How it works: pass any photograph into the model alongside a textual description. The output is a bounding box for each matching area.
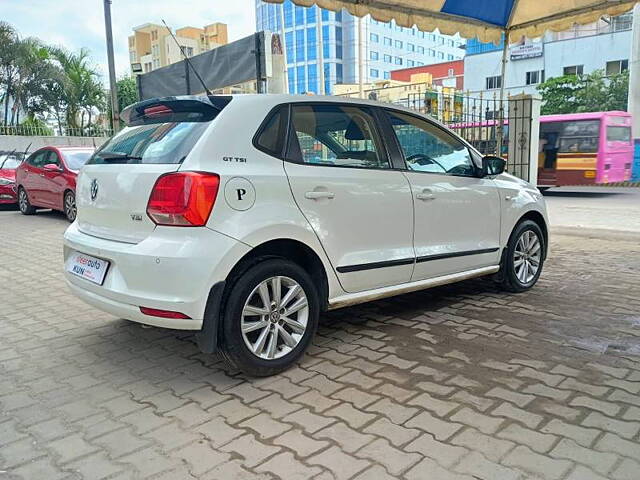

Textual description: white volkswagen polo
[64,94,548,376]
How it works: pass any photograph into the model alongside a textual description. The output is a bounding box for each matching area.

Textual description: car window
[47,151,61,166]
[289,104,389,169]
[255,107,285,155]
[386,110,476,176]
[28,151,50,168]
[64,151,93,170]
[88,122,208,165]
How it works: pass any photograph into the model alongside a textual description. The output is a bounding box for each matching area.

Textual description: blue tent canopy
[265,0,637,42]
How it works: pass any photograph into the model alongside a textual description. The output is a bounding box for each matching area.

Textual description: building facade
[128,22,228,74]
[463,13,633,98]
[390,59,464,89]
[255,0,465,94]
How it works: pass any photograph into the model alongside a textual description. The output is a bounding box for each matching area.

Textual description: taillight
[147,172,219,226]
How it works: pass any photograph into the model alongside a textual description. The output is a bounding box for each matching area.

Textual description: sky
[0,0,256,82]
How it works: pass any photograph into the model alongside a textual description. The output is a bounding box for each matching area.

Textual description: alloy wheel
[65,193,77,221]
[240,275,309,360]
[513,230,541,284]
[18,189,28,213]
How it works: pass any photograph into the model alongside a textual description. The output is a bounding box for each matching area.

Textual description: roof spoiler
[120,95,232,126]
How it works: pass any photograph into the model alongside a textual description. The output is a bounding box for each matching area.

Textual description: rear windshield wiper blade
[97,151,144,164]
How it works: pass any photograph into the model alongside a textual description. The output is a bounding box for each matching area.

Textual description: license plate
[66,251,110,285]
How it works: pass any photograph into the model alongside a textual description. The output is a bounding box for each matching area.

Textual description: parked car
[0,154,21,204]
[16,146,94,221]
[63,95,548,376]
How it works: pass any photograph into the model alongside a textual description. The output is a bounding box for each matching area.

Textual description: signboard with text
[510,43,543,60]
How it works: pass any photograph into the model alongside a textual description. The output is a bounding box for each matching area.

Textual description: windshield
[0,157,21,169]
[606,126,631,143]
[64,151,93,170]
[88,122,208,165]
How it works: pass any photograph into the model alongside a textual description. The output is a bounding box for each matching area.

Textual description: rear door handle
[416,189,435,201]
[305,191,335,200]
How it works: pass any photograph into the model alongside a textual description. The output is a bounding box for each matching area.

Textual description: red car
[16,146,94,222]
[0,154,21,204]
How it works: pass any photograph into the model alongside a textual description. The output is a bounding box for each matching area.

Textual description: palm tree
[0,21,19,126]
[50,47,104,134]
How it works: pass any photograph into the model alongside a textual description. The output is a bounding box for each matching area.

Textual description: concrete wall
[0,135,108,155]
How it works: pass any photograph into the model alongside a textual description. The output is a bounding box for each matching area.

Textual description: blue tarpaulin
[265,0,637,42]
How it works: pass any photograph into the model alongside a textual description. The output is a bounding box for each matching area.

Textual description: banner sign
[510,43,543,60]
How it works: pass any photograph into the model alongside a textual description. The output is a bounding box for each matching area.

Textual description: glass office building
[255,0,466,94]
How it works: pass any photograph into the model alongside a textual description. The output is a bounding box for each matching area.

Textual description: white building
[463,13,633,98]
[255,0,465,94]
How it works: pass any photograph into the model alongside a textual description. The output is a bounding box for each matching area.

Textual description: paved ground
[1,188,639,480]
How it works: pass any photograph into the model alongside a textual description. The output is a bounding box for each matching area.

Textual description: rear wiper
[97,151,144,164]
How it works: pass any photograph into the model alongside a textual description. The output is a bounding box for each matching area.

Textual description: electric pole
[103,0,120,132]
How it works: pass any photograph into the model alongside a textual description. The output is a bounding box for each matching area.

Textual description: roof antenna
[161,19,213,97]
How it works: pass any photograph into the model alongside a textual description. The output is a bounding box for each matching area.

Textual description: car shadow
[542,190,626,198]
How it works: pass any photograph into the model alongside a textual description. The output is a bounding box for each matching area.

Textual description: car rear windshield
[88,122,209,165]
[64,151,93,170]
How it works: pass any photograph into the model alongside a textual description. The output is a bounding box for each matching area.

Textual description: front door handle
[305,191,335,200]
[416,189,435,201]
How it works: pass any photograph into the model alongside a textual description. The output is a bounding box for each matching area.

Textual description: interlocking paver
[451,427,515,462]
[356,438,421,475]
[503,445,573,480]
[308,446,370,480]
[273,428,329,457]
[2,212,640,480]
[550,438,618,475]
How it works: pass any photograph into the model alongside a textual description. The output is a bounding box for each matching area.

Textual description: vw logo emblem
[90,179,99,201]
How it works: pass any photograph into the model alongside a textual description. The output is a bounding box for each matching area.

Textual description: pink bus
[449,111,634,188]
[538,111,633,187]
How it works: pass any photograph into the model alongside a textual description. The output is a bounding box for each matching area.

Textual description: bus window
[606,126,631,143]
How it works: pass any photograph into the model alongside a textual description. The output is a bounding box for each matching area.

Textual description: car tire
[64,191,77,222]
[18,187,36,215]
[219,258,319,377]
[498,220,545,293]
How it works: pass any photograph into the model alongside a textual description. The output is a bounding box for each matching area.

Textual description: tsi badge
[224,177,256,211]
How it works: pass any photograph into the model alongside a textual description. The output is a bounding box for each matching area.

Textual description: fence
[0,125,113,138]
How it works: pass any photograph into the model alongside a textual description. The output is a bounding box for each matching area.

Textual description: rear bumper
[63,222,250,330]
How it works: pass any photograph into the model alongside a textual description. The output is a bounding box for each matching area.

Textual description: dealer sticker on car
[66,251,110,285]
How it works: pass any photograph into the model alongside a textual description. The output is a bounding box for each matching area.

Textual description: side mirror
[43,163,62,172]
[481,156,506,177]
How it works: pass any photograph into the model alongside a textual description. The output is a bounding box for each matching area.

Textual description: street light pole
[103,0,120,132]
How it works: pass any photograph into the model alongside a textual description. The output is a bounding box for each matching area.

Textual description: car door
[284,102,415,293]
[21,150,49,206]
[40,150,65,208]
[382,109,502,281]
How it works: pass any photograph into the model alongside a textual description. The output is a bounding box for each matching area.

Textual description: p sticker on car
[224,177,256,211]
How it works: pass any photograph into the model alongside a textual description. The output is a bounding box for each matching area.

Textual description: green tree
[116,75,139,111]
[0,21,20,125]
[537,69,629,115]
[50,47,105,134]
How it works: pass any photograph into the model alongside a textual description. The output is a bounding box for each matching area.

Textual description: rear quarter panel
[181,96,346,299]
